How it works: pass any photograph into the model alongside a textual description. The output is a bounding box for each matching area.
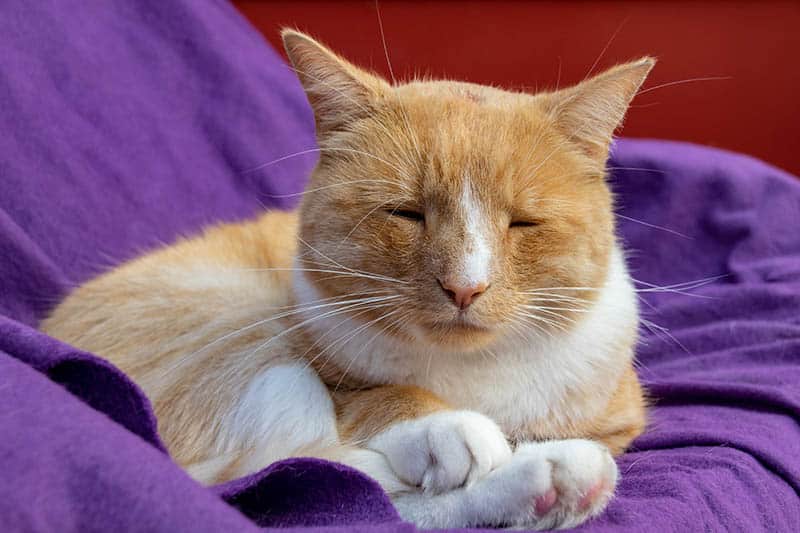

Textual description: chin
[418,317,497,352]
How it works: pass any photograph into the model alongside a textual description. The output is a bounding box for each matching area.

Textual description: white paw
[480,439,618,529]
[367,410,512,493]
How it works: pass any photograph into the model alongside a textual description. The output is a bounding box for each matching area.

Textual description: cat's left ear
[544,57,655,163]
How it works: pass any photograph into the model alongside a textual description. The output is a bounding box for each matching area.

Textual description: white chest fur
[293,245,638,438]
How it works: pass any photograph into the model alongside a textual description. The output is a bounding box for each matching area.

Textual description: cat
[41,29,653,530]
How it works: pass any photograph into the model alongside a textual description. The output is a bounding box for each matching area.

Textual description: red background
[235,1,800,177]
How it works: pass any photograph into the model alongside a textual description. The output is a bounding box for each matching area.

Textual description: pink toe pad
[579,482,606,511]
[534,489,558,516]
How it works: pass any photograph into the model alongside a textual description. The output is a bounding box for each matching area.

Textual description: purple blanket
[1,1,798,531]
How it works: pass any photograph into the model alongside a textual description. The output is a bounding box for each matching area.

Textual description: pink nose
[438,279,488,310]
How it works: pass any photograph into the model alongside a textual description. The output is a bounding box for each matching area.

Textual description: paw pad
[578,480,608,512]
[534,488,558,516]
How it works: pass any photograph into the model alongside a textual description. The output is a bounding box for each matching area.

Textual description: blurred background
[234,1,800,176]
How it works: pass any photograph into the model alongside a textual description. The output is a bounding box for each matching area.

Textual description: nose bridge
[461,220,490,285]
[439,180,492,286]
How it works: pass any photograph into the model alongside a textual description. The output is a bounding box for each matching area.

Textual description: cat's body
[42,31,653,529]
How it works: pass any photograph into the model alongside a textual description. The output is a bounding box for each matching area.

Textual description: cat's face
[284,31,652,352]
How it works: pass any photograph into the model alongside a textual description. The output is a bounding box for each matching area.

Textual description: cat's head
[283,30,652,353]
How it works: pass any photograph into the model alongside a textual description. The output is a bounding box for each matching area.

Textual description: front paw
[493,439,618,529]
[529,440,618,528]
[367,410,512,493]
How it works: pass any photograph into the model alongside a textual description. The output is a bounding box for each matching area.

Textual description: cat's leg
[197,374,615,529]
[392,439,618,529]
[334,386,513,493]
[186,365,427,491]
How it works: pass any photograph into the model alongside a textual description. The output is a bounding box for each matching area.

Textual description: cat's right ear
[282,29,389,137]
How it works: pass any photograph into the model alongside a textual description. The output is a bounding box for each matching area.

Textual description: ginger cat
[41,30,652,530]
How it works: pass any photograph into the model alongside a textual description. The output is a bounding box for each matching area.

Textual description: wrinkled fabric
[1,1,798,532]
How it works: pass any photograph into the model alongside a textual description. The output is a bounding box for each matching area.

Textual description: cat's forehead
[385,84,550,190]
[391,81,547,151]
[396,80,523,105]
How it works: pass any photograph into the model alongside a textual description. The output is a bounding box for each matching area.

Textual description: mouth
[424,313,491,334]
[418,314,495,351]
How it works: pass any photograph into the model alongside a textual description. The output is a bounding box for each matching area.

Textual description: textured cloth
[1,1,798,532]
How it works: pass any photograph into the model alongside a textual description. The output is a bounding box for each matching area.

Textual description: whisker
[635,274,728,292]
[632,275,727,297]
[640,318,692,356]
[583,16,630,81]
[336,199,398,246]
[606,166,667,175]
[525,293,593,303]
[297,251,409,286]
[287,303,393,395]
[481,348,501,364]
[298,301,406,386]
[522,286,602,292]
[238,265,408,285]
[637,76,732,96]
[262,178,401,199]
[246,147,414,182]
[374,0,396,84]
[260,289,392,312]
[509,312,551,342]
[246,299,399,360]
[425,347,434,380]
[297,236,354,276]
[514,311,571,334]
[241,147,320,175]
[524,307,580,325]
[528,123,593,176]
[333,308,403,391]
[180,294,401,362]
[555,56,562,90]
[522,273,726,297]
[615,214,691,239]
[523,305,590,313]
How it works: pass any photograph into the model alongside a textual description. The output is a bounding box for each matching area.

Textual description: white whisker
[637,76,732,96]
[246,299,399,360]
[523,305,590,313]
[246,147,414,183]
[616,214,691,240]
[374,0,396,85]
[240,265,408,285]
[298,300,408,387]
[640,318,692,356]
[583,16,630,81]
[333,308,403,391]
[515,311,571,334]
[182,294,400,361]
[297,255,409,287]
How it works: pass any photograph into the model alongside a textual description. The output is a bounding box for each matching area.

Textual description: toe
[578,481,605,512]
[534,488,558,516]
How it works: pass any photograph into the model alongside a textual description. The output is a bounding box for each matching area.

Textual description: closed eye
[387,209,425,222]
[509,220,540,228]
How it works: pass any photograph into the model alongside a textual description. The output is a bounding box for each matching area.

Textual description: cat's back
[41,209,299,377]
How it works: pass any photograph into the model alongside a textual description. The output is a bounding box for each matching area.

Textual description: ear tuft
[546,57,656,162]
[281,29,388,138]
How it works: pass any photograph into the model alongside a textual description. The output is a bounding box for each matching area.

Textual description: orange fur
[334,386,451,444]
[41,29,653,491]
[517,366,647,455]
